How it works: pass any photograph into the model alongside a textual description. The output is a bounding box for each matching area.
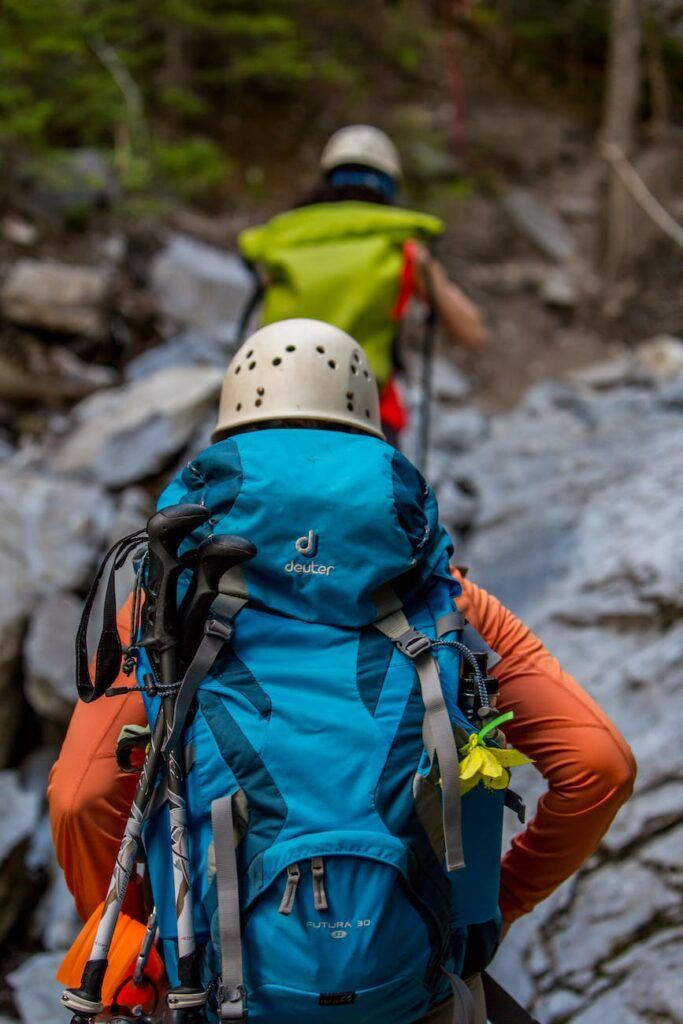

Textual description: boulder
[451,366,683,1014]
[125,327,237,381]
[53,364,223,488]
[0,771,40,944]
[1,260,112,338]
[150,234,253,331]
[502,188,576,263]
[24,594,82,722]
[0,466,115,762]
[19,148,118,222]
[7,951,66,1024]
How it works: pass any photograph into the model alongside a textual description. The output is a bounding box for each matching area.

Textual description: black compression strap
[75,530,145,703]
[482,972,540,1024]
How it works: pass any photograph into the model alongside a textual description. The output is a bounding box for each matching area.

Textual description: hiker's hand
[412,242,440,301]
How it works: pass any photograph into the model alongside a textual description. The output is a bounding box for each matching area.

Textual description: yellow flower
[458,712,532,795]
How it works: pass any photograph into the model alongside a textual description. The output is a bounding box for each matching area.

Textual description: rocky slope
[0,140,682,1018]
[423,338,683,1023]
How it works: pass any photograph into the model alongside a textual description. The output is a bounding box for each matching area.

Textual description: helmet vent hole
[257,386,265,395]
[363,370,370,379]
[346,391,354,399]
[248,361,256,370]
[286,345,296,352]
[234,365,241,375]
[350,364,357,375]
[255,399,263,407]
[365,409,371,418]
[246,350,254,358]
[236,403,242,411]
[353,351,361,362]
[328,359,336,369]
[347,402,354,412]
[316,345,325,354]
[272,357,282,366]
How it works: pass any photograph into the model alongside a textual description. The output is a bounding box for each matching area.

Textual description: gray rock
[632,334,683,382]
[0,771,40,944]
[0,467,114,762]
[35,864,79,952]
[569,929,683,1024]
[20,148,118,221]
[431,408,489,455]
[502,189,576,263]
[2,216,38,247]
[1,259,112,338]
[602,779,683,855]
[151,233,253,331]
[53,364,223,487]
[125,327,237,381]
[7,951,66,1024]
[24,594,82,722]
[534,988,586,1023]
[446,365,683,1009]
[0,466,116,592]
[540,266,580,308]
[546,861,680,979]
[431,357,471,403]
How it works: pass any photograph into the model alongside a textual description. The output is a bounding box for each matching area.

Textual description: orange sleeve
[454,571,636,923]
[47,595,147,922]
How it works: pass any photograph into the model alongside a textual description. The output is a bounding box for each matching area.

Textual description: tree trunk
[602,0,642,286]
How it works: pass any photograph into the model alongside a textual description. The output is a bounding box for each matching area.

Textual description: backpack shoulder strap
[373,587,464,872]
[211,793,247,1020]
[163,569,248,754]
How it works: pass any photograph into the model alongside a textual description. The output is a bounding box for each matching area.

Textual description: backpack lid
[239,202,443,262]
[238,204,444,386]
[160,428,452,628]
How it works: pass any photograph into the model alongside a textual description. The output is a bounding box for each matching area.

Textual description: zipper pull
[311,857,328,912]
[278,863,301,916]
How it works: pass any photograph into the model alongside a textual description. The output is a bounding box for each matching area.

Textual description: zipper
[278,863,301,915]
[311,856,328,911]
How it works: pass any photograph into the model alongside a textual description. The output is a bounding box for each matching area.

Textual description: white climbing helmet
[212,319,384,442]
[320,125,402,180]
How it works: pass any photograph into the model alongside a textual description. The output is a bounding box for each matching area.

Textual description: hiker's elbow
[582,733,637,809]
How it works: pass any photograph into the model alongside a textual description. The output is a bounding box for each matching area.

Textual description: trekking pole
[150,531,257,1024]
[417,260,438,477]
[61,504,210,1024]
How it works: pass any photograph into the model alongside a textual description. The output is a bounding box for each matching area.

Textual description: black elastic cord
[75,529,146,703]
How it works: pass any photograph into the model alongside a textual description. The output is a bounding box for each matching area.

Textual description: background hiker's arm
[413,242,487,350]
[453,570,637,926]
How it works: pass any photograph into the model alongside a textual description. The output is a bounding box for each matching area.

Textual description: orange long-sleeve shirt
[48,573,635,927]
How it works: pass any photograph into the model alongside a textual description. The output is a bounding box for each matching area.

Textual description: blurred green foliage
[0,0,432,201]
[468,0,683,117]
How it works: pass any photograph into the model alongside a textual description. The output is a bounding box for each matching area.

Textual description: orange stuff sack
[57,903,165,1010]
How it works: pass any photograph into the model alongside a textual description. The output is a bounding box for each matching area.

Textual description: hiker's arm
[413,243,487,350]
[453,570,636,926]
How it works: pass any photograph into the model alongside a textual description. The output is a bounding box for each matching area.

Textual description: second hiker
[238,125,487,444]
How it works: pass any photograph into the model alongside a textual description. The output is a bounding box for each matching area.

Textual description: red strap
[392,239,418,323]
[380,378,409,433]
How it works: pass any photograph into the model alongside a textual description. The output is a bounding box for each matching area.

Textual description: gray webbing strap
[211,794,246,1020]
[442,970,479,1024]
[375,607,464,871]
[164,592,246,754]
[436,610,465,637]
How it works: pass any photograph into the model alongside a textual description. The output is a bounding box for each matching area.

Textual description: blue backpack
[138,428,508,1024]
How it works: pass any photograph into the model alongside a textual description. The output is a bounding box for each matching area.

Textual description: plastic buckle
[218,983,247,1020]
[396,628,432,659]
[204,617,234,642]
